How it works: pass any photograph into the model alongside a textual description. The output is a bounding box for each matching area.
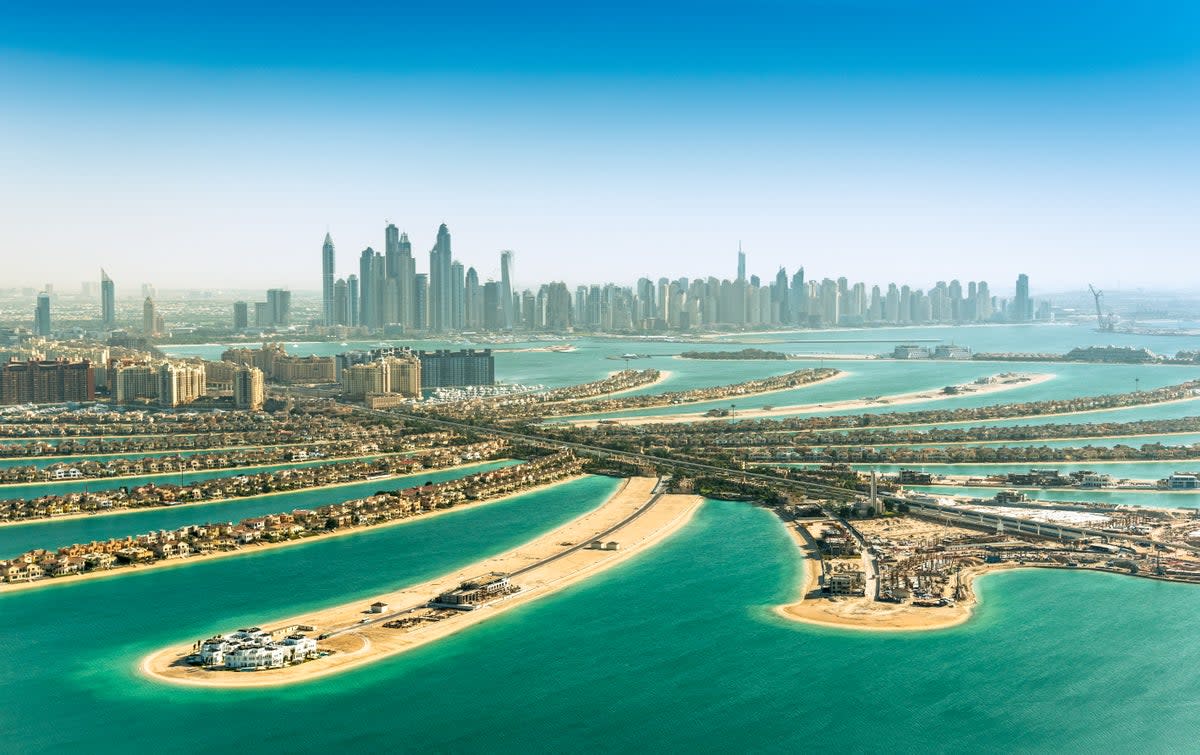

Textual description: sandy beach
[0,472,583,595]
[773,517,987,632]
[142,476,704,687]
[569,372,1053,427]
[0,459,510,531]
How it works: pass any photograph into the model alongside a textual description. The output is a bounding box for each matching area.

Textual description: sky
[2,1,1198,294]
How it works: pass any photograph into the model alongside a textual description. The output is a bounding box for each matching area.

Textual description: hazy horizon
[3,1,1197,290]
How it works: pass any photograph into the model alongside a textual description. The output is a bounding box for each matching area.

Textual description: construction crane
[1088,284,1115,332]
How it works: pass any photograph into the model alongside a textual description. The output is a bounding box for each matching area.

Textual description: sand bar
[569,372,1053,427]
[142,476,703,687]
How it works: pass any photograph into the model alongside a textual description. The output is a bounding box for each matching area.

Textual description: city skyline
[3,2,1197,290]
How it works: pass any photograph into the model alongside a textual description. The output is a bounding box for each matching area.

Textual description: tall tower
[736,243,746,282]
[100,269,115,327]
[321,232,336,327]
[429,224,452,332]
[384,223,401,278]
[1014,274,1031,322]
[143,297,157,335]
[500,250,515,331]
[358,248,374,330]
[34,292,51,336]
[399,232,415,329]
[347,274,359,327]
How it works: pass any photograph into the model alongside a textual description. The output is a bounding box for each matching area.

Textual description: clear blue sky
[2,1,1197,293]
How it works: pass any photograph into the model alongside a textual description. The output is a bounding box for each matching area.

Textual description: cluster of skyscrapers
[320,224,1040,333]
[322,224,516,333]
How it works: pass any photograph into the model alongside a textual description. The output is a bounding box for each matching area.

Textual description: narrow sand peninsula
[143,477,703,687]
[0,472,580,596]
[812,428,1200,448]
[570,372,1053,427]
[550,370,843,420]
[556,369,673,402]
[773,518,990,632]
[869,394,1200,431]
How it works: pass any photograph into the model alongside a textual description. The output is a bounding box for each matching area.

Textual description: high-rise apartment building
[233,301,249,330]
[157,362,206,407]
[414,274,428,330]
[382,353,422,397]
[266,289,291,327]
[347,274,359,326]
[143,297,161,336]
[321,232,336,326]
[233,365,265,410]
[0,359,95,405]
[34,292,51,337]
[500,250,515,330]
[428,224,452,331]
[333,278,349,326]
[100,269,115,327]
[418,349,494,388]
[113,363,158,403]
[1013,274,1032,322]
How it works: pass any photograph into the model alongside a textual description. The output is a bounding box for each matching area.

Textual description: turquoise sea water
[5,324,1198,751]
[4,498,1200,752]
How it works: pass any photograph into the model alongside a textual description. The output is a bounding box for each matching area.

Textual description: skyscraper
[266,288,291,326]
[233,301,248,330]
[450,260,465,330]
[465,267,481,329]
[1013,273,1032,322]
[398,232,416,329]
[358,248,384,330]
[333,278,349,325]
[34,292,51,336]
[736,244,746,282]
[414,273,428,330]
[143,297,157,335]
[100,269,115,327]
[500,250,515,330]
[347,274,359,327]
[321,232,336,326]
[233,366,265,411]
[384,223,401,278]
[428,224,453,332]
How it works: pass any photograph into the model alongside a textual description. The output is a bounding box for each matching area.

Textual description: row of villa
[0,439,507,522]
[0,430,459,483]
[0,451,583,584]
